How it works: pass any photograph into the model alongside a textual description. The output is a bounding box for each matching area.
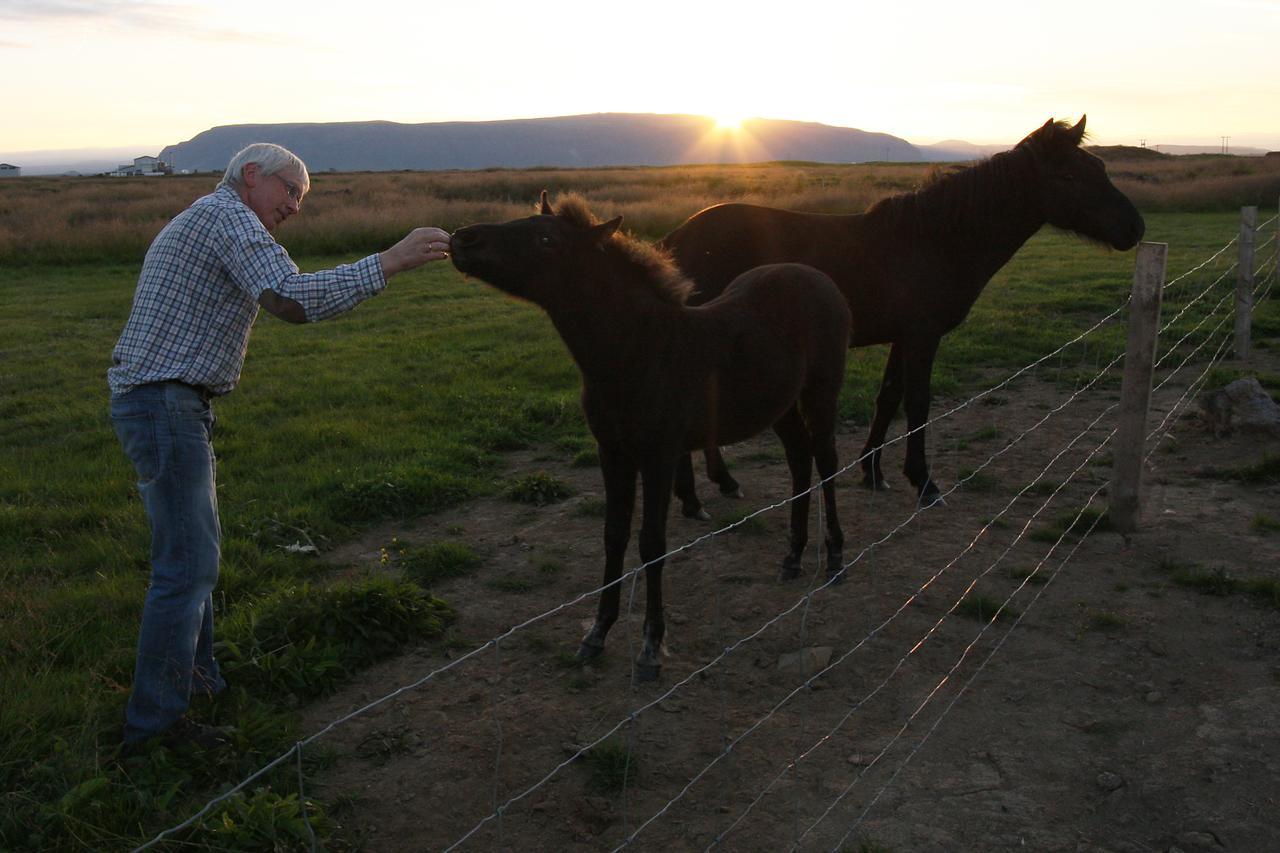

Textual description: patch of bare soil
[303,356,1279,853]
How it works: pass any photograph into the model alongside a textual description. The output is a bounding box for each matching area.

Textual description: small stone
[1096,771,1124,791]
[1145,639,1168,657]
[1145,690,1165,704]
[777,646,833,676]
[848,753,871,766]
[1175,831,1223,851]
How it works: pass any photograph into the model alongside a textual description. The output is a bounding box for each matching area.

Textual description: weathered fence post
[1235,205,1257,360]
[1112,241,1167,535]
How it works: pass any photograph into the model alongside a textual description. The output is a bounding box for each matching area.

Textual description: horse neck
[884,146,1046,279]
[544,263,687,384]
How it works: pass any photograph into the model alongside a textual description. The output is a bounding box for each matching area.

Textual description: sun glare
[713,114,745,131]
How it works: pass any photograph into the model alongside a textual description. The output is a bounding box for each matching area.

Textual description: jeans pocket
[112,411,160,486]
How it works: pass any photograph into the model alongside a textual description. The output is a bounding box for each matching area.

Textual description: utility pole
[1221,136,1231,154]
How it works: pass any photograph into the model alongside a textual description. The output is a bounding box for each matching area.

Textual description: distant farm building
[111,156,169,177]
[0,163,20,177]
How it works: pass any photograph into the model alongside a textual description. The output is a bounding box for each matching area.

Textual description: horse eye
[538,236,554,248]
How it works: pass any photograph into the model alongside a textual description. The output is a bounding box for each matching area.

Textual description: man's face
[241,163,305,232]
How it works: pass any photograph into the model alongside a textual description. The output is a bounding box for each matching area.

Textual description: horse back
[661,204,861,305]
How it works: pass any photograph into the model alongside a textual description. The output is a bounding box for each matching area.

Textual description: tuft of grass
[724,510,770,536]
[1170,565,1280,607]
[1087,610,1127,631]
[216,577,453,701]
[575,497,607,517]
[956,468,998,492]
[398,541,483,586]
[1198,454,1280,486]
[486,575,537,593]
[584,739,637,795]
[954,593,1018,623]
[1251,513,1280,534]
[1030,506,1112,543]
[1007,566,1049,586]
[968,425,1001,442]
[570,447,599,468]
[506,471,576,505]
[196,787,339,850]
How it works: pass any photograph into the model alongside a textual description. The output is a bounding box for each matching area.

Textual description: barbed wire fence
[135,205,1278,852]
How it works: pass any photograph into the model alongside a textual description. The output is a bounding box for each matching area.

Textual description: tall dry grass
[2,154,1277,265]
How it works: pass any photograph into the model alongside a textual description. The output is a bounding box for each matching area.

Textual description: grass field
[1,159,1277,849]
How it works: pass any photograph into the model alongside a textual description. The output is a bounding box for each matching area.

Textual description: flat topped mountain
[159,113,925,172]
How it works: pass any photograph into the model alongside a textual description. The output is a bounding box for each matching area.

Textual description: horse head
[1020,116,1145,250]
[450,190,622,306]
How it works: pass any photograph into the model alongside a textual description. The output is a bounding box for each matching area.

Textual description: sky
[2,0,1279,156]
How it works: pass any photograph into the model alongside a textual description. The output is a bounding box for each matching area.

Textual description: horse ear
[591,215,623,245]
[1068,115,1087,145]
[540,190,553,215]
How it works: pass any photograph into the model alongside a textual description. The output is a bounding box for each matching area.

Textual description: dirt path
[303,359,1280,852]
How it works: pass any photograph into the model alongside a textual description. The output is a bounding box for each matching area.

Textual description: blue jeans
[111,381,226,743]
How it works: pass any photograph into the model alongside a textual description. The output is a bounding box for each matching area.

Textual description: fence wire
[135,215,1268,852]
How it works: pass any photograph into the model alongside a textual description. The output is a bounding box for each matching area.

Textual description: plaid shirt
[108,185,386,396]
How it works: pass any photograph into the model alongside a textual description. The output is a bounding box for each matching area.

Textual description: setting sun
[712,114,746,132]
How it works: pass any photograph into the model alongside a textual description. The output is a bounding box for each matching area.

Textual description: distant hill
[918,140,1012,162]
[158,114,922,172]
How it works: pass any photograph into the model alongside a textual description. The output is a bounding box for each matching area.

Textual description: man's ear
[241,162,262,188]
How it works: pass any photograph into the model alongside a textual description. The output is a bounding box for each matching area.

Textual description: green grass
[397,541,483,587]
[0,206,1273,848]
[1169,566,1280,607]
[954,593,1019,623]
[1030,506,1113,543]
[1251,514,1280,534]
[505,471,577,505]
[583,738,637,794]
[1196,454,1280,486]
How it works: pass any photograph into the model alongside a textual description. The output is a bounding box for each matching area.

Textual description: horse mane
[553,194,696,305]
[866,144,1040,238]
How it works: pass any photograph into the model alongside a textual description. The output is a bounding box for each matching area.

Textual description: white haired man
[108,143,451,751]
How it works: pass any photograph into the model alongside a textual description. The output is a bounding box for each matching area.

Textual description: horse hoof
[633,660,661,682]
[826,566,846,585]
[682,505,711,521]
[577,641,604,662]
[861,475,890,492]
[721,485,744,499]
[780,555,803,580]
[918,490,946,509]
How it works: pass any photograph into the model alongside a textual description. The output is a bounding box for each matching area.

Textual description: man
[108,142,450,749]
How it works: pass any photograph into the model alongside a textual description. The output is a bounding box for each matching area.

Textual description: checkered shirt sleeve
[108,186,387,396]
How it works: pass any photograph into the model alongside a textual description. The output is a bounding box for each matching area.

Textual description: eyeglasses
[273,173,304,203]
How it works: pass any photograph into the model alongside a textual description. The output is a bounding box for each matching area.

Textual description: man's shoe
[164,717,235,750]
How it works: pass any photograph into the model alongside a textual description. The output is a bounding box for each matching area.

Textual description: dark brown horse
[450,193,851,679]
[661,116,1145,512]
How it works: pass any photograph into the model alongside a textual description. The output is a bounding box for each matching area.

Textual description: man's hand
[380,227,452,278]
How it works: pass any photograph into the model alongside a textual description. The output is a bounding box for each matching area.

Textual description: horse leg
[901,336,944,506]
[674,452,710,520]
[578,444,637,662]
[811,427,846,582]
[634,453,677,681]
[773,406,813,580]
[860,343,904,491]
[704,447,743,498]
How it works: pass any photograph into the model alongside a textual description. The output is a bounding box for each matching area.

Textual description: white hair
[218,143,310,193]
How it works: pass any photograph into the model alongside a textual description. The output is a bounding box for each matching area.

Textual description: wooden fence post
[1112,241,1167,535]
[1235,205,1257,360]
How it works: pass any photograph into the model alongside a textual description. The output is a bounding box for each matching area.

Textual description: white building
[0,163,20,178]
[110,156,168,177]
